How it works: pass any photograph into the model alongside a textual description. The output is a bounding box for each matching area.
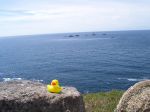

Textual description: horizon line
[0,29,150,38]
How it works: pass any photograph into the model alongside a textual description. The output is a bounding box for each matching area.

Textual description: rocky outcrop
[115,80,150,112]
[0,80,85,112]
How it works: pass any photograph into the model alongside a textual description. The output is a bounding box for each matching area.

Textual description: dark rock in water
[92,33,96,36]
[75,35,79,37]
[102,33,107,35]
[115,80,150,112]
[0,80,85,112]
[68,35,74,37]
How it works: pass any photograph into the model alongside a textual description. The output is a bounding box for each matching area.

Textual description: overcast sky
[0,0,150,37]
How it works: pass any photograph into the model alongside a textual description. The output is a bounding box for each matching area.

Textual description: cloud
[0,4,128,22]
[0,10,58,22]
[0,10,34,16]
[1,1,150,23]
[0,0,150,36]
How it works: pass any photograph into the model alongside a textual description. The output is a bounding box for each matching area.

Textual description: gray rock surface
[115,80,150,112]
[0,80,85,112]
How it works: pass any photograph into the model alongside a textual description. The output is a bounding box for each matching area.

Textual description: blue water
[0,30,150,93]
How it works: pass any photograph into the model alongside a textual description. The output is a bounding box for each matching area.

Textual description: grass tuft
[83,90,124,112]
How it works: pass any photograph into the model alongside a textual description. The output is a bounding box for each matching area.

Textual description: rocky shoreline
[1,80,150,112]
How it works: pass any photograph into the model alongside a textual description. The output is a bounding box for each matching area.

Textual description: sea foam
[3,78,22,82]
[117,78,149,82]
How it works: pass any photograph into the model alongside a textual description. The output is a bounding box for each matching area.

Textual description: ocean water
[0,30,150,93]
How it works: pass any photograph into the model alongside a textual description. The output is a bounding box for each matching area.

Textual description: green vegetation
[83,90,124,112]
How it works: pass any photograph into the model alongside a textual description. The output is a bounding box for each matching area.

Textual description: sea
[0,30,150,93]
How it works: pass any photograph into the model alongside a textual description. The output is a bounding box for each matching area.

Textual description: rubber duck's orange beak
[51,82,56,86]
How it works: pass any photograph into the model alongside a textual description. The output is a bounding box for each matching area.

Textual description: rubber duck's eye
[51,82,56,85]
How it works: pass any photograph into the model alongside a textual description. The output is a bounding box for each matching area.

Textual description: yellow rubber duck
[47,79,62,93]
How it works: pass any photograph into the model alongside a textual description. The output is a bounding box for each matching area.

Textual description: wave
[117,77,149,82]
[3,78,22,82]
[2,78,43,82]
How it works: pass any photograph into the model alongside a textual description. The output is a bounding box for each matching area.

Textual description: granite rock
[115,80,150,112]
[0,80,85,112]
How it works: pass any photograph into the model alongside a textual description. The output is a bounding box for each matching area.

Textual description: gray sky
[0,0,150,36]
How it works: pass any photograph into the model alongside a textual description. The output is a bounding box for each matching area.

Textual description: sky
[0,0,150,37]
